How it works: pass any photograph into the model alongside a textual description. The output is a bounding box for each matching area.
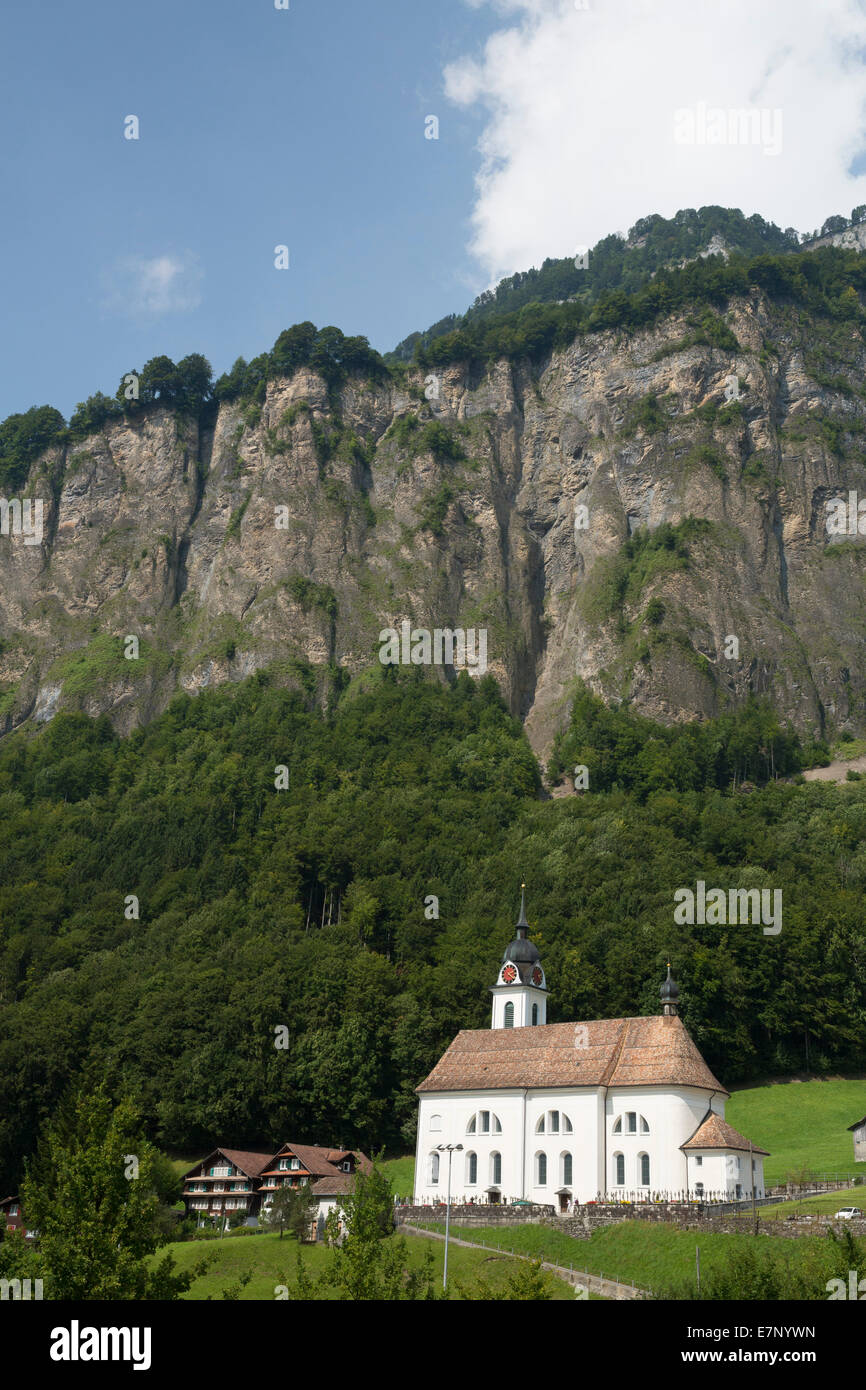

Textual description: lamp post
[437,1143,463,1291]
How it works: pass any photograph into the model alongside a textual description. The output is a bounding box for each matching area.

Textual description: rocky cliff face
[3,288,866,762]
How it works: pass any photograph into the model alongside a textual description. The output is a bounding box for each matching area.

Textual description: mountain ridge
[4,220,866,761]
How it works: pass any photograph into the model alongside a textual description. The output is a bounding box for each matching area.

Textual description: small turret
[660,963,679,1017]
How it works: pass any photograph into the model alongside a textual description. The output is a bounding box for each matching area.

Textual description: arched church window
[639,1153,650,1186]
[531,1003,538,1025]
[627,1112,637,1133]
[640,1116,650,1134]
[535,1115,545,1133]
[562,1153,573,1186]
[549,1111,559,1133]
[480,1111,490,1133]
[429,1152,440,1185]
[612,1117,622,1134]
[491,1152,502,1186]
[614,1153,625,1186]
[429,1114,442,1131]
[504,1001,514,1028]
[466,1152,477,1185]
[493,1115,502,1134]
[466,1115,476,1134]
[563,1115,573,1133]
[537,1152,547,1185]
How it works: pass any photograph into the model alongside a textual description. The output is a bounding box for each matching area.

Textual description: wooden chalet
[181,1148,274,1221]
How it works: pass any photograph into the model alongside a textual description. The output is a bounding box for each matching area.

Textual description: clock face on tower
[501,963,517,984]
[531,966,543,987]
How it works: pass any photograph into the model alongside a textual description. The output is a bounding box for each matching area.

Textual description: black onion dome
[502,885,541,966]
[660,963,679,1003]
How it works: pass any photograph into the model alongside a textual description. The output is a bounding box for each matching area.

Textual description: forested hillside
[1,669,864,1193]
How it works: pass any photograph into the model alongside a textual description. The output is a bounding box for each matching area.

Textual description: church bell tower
[490,885,548,1029]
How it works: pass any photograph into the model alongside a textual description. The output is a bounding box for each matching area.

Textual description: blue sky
[2,0,865,421]
[0,0,492,419]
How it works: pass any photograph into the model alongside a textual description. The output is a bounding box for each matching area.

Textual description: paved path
[400,1222,648,1300]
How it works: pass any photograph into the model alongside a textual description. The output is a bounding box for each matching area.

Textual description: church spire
[490,886,548,1029]
[516,882,529,936]
[660,963,679,1017]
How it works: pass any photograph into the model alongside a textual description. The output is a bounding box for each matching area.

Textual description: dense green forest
[0,669,864,1193]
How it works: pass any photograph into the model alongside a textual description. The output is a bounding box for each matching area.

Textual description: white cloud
[446,0,866,283]
[100,252,204,319]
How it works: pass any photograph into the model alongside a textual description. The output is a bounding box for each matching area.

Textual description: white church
[413,890,768,1210]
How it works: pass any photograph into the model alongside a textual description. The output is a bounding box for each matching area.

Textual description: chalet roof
[681,1113,769,1155]
[416,1015,726,1095]
[278,1144,351,1176]
[847,1115,866,1131]
[183,1148,274,1180]
[260,1145,374,1178]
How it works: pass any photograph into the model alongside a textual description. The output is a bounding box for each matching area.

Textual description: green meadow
[157,1230,576,1300]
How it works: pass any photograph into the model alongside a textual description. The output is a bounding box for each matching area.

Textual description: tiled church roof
[416,1015,726,1094]
[681,1113,770,1155]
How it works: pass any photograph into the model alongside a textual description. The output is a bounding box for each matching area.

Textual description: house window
[211,1165,231,1177]
[467,1152,477,1185]
[9,1203,18,1216]
[491,1152,502,1186]
[563,1115,573,1133]
[695,1156,702,1167]
[342,1161,351,1172]
[531,1003,539,1026]
[429,1152,440,1185]
[290,1158,300,1170]
[504,1002,514,1028]
[430,1114,442,1131]
[562,1153,573,1186]
[278,1159,288,1171]
[614,1153,625,1186]
[639,1153,650,1187]
[537,1152,547,1185]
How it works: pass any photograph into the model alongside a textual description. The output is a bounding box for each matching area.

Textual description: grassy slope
[380,1155,416,1197]
[159,1231,575,1300]
[726,1078,866,1183]
[410,1219,833,1297]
